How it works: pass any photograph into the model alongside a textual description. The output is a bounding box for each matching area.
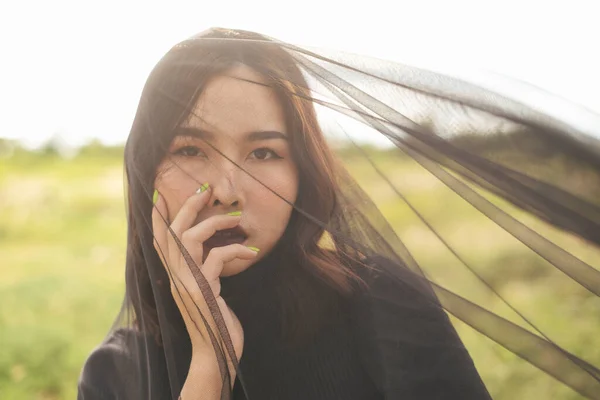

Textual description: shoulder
[347,254,451,373]
[350,254,436,303]
[349,254,452,341]
[347,255,492,398]
[78,329,154,400]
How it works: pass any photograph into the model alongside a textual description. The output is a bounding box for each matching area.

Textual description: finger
[152,190,170,261]
[217,297,244,357]
[170,185,212,236]
[174,240,250,299]
[203,244,259,281]
[165,186,212,270]
[182,214,243,247]
[179,214,242,265]
[170,275,214,347]
[152,191,185,298]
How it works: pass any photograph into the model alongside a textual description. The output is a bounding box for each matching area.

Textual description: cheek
[155,160,206,217]
[248,164,299,208]
[250,173,298,239]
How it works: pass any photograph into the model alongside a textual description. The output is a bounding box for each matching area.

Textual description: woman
[77,28,491,399]
[78,28,600,400]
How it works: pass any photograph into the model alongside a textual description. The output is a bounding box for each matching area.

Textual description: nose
[207,168,243,211]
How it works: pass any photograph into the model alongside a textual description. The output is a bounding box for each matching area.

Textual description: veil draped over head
[80,28,600,400]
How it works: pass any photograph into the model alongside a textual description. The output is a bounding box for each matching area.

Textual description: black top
[78,256,491,399]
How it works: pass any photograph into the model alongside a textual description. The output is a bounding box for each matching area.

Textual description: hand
[151,186,256,386]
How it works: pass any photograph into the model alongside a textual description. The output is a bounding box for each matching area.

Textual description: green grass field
[1,145,599,399]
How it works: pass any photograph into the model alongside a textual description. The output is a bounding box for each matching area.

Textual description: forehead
[182,65,286,135]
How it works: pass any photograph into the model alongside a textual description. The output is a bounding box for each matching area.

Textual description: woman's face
[155,65,299,276]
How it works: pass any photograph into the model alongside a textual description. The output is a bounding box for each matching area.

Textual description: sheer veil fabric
[78,28,600,400]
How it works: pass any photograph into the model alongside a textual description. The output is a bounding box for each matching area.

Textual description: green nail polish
[227,211,242,216]
[247,246,260,252]
[196,183,209,194]
[152,190,159,204]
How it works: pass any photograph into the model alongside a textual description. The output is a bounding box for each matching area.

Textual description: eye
[173,145,206,158]
[249,148,281,160]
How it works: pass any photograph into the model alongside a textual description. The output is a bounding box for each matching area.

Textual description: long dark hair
[122,28,361,344]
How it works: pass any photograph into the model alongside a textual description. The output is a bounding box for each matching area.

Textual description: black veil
[78,28,600,399]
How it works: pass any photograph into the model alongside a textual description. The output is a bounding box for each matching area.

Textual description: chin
[220,257,259,277]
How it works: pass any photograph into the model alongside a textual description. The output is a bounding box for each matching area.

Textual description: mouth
[204,225,249,249]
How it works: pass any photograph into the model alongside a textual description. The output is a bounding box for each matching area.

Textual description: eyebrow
[175,127,289,142]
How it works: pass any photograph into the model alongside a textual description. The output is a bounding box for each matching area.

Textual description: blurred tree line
[3,127,599,204]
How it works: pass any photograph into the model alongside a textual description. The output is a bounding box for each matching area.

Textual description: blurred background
[1,0,600,399]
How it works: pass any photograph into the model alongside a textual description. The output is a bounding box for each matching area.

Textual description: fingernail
[227,211,242,216]
[247,246,260,252]
[196,183,210,194]
[153,189,159,204]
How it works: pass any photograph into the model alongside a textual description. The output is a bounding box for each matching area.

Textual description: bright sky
[1,0,598,148]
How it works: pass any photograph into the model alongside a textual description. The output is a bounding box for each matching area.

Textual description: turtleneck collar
[219,250,281,315]
[221,250,278,290]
